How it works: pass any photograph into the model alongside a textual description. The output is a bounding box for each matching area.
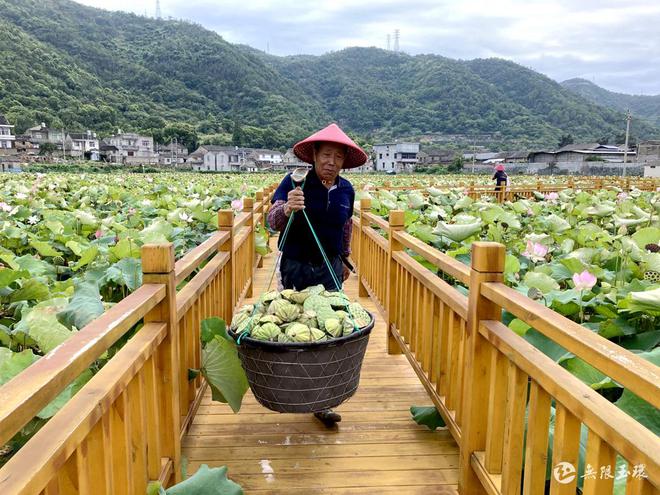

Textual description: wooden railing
[0,185,276,495]
[352,200,660,495]
[465,177,658,203]
[368,177,659,203]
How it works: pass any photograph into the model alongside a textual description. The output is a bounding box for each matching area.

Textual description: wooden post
[468,185,475,200]
[459,242,505,494]
[358,198,371,298]
[255,190,265,269]
[141,243,181,485]
[536,178,542,191]
[243,197,255,298]
[255,190,264,224]
[218,210,235,320]
[567,177,574,189]
[387,210,405,355]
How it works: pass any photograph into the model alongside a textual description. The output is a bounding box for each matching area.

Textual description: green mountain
[1,0,658,149]
[562,78,660,127]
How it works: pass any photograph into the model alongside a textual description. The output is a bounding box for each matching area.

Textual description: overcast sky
[76,0,660,95]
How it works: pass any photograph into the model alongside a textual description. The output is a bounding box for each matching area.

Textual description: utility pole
[622,109,631,177]
[61,128,66,161]
[471,138,476,174]
[386,34,391,51]
[393,29,400,52]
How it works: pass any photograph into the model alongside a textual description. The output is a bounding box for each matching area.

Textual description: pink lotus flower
[231,198,243,211]
[526,208,534,216]
[617,192,628,201]
[0,202,11,212]
[94,229,104,239]
[544,192,559,202]
[572,270,597,291]
[128,208,137,215]
[523,241,548,262]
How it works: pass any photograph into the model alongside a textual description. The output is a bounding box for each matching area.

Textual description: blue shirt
[272,168,355,263]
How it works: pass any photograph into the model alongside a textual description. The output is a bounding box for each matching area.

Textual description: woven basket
[229,313,374,413]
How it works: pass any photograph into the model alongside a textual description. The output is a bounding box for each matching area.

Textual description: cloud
[74,0,660,94]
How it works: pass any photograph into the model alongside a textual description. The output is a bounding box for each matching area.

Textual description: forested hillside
[562,78,660,128]
[1,0,657,149]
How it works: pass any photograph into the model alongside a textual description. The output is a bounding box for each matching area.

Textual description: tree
[447,155,464,173]
[558,134,574,147]
[38,142,57,156]
[231,119,243,147]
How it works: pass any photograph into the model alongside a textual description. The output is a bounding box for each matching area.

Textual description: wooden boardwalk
[181,241,460,494]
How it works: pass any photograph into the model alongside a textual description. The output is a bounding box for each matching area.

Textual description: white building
[190,145,245,172]
[106,131,157,164]
[644,164,660,178]
[0,114,16,153]
[66,131,100,160]
[373,142,420,172]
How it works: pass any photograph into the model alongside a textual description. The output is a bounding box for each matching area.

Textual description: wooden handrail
[393,230,471,285]
[232,226,251,253]
[353,209,659,494]
[174,231,230,284]
[362,211,389,231]
[0,322,168,495]
[363,225,389,252]
[232,211,251,232]
[479,319,660,481]
[392,251,468,320]
[0,284,166,447]
[481,281,660,408]
[176,252,230,319]
[0,186,275,493]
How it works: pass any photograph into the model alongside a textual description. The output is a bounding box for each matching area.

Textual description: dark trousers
[280,255,343,291]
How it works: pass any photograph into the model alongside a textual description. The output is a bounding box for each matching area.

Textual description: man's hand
[284,187,305,216]
[342,264,350,281]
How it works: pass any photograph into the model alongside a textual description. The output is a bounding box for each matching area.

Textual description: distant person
[493,164,508,189]
[493,164,508,201]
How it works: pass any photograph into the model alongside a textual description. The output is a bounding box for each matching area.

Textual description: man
[267,123,368,426]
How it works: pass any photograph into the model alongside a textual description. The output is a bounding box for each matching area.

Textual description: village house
[0,114,16,154]
[25,123,64,149]
[281,148,308,171]
[637,140,660,163]
[65,131,100,160]
[639,140,660,177]
[158,141,189,167]
[529,143,636,163]
[103,131,157,165]
[245,149,283,171]
[189,145,245,172]
[418,148,454,165]
[13,135,37,155]
[373,142,420,172]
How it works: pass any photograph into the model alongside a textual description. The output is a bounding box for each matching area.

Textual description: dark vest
[272,169,355,263]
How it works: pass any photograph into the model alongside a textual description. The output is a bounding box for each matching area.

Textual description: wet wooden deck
[181,240,460,494]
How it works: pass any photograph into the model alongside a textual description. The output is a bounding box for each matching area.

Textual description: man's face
[314,142,346,182]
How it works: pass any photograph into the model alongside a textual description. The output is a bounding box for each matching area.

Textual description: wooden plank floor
[182,240,459,494]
